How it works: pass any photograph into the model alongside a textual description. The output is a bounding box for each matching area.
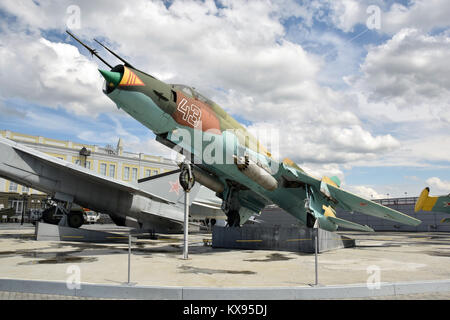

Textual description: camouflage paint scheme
[97,63,421,232]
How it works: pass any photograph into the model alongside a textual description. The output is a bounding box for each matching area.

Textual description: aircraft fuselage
[101,65,311,227]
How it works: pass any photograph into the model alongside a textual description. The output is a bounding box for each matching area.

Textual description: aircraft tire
[109,213,126,227]
[68,212,84,228]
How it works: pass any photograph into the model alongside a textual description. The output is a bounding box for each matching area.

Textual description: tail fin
[415,187,438,212]
[138,170,200,207]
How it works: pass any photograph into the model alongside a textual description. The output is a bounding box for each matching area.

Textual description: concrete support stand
[35,222,129,243]
[212,224,354,253]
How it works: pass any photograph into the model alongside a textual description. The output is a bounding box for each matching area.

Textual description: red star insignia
[169,180,181,195]
[444,202,450,207]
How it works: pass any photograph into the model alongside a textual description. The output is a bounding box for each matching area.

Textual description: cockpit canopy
[171,84,213,105]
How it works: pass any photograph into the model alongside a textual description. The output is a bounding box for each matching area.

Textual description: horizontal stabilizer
[280,161,422,229]
[327,216,374,232]
[138,170,200,207]
[327,184,421,226]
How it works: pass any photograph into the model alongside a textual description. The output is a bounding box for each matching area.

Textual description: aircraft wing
[415,187,450,214]
[0,136,174,204]
[281,163,421,228]
[1,136,223,216]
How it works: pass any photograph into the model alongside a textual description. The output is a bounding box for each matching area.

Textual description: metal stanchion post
[310,219,321,287]
[183,190,189,260]
[314,228,318,286]
[123,231,136,286]
[128,232,131,284]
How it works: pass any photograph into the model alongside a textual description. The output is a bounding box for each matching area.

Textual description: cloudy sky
[1,0,450,199]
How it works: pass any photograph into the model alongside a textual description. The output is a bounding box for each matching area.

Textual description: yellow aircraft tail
[414,187,438,212]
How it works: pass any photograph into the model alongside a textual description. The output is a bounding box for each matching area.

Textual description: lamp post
[79,147,91,168]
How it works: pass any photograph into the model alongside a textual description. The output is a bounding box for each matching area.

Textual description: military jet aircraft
[0,136,224,232]
[415,187,450,223]
[67,31,421,232]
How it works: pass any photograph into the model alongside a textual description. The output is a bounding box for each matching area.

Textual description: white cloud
[313,0,450,35]
[301,163,345,182]
[426,177,450,194]
[382,0,450,35]
[346,185,384,200]
[0,30,112,116]
[0,0,401,171]
[355,29,450,110]
[327,0,369,33]
[341,28,450,168]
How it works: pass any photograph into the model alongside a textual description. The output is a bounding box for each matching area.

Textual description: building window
[152,169,159,176]
[132,168,138,181]
[77,160,91,169]
[109,164,115,178]
[145,169,151,177]
[22,186,29,193]
[14,201,23,214]
[100,163,107,176]
[9,182,18,192]
[124,167,130,180]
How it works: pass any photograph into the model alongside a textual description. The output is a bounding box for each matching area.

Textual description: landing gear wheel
[68,212,84,228]
[109,214,126,227]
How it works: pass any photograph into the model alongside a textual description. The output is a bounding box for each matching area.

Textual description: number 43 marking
[177,98,202,127]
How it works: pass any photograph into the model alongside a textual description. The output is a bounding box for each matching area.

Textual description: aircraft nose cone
[98,69,122,87]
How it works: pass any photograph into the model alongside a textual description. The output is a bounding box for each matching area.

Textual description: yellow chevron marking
[282,158,305,172]
[322,205,336,218]
[119,66,145,86]
[322,176,338,188]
